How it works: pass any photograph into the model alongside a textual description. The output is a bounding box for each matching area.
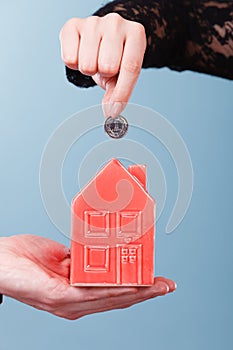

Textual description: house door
[116,244,142,285]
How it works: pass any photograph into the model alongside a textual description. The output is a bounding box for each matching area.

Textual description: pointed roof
[73,158,155,207]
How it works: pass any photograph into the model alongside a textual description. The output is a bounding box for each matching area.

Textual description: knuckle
[65,17,80,28]
[85,15,100,25]
[113,87,129,101]
[104,12,123,23]
[101,13,125,35]
[59,17,80,40]
[98,62,118,76]
[79,62,97,76]
[62,54,77,66]
[128,22,147,49]
[82,16,100,32]
[122,60,141,75]
[132,21,146,36]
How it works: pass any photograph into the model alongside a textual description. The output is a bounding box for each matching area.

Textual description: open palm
[0,234,176,320]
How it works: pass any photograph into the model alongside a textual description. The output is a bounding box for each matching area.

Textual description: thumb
[103,77,127,118]
[92,73,121,118]
[102,76,117,117]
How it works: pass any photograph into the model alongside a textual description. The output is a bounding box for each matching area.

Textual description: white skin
[59,13,147,117]
[0,235,176,320]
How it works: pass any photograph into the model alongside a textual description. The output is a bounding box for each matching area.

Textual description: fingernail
[169,282,177,293]
[161,284,169,295]
[109,102,125,118]
[102,102,111,117]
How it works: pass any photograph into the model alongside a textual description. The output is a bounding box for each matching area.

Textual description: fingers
[107,22,146,117]
[78,17,101,76]
[54,277,176,320]
[63,285,138,304]
[67,281,170,320]
[98,23,124,78]
[97,30,123,116]
[60,18,81,70]
[60,15,147,118]
[154,276,177,292]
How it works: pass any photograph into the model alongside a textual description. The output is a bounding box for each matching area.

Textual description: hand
[0,234,176,320]
[59,13,147,118]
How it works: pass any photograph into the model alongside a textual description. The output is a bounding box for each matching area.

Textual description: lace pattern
[66,0,233,87]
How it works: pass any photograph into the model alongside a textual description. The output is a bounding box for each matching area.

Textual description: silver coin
[104,115,128,139]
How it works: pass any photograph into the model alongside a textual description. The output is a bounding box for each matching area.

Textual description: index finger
[109,22,146,117]
[59,18,81,70]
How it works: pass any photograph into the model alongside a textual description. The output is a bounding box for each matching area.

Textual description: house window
[116,211,142,240]
[84,211,110,238]
[121,255,128,263]
[129,255,136,263]
[121,248,128,255]
[84,246,109,272]
[120,248,137,263]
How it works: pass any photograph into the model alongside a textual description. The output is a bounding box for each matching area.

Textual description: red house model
[70,159,155,286]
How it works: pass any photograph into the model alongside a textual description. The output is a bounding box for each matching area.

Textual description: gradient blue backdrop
[0,1,233,349]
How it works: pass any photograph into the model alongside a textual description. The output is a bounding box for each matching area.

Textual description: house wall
[70,161,155,285]
[70,208,155,285]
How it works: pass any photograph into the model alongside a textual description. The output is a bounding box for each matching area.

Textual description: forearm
[180,0,233,79]
[66,0,233,87]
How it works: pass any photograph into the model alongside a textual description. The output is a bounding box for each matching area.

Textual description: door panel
[116,244,142,284]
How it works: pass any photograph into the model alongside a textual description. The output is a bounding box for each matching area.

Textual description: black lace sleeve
[66,0,233,87]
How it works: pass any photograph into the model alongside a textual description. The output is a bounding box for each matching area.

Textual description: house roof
[73,158,155,208]
[72,158,155,246]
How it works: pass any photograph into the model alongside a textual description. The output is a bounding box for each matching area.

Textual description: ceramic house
[70,159,155,286]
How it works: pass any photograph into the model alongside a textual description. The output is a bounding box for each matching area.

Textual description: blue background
[0,1,233,349]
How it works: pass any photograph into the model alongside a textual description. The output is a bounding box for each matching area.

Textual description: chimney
[128,164,146,190]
